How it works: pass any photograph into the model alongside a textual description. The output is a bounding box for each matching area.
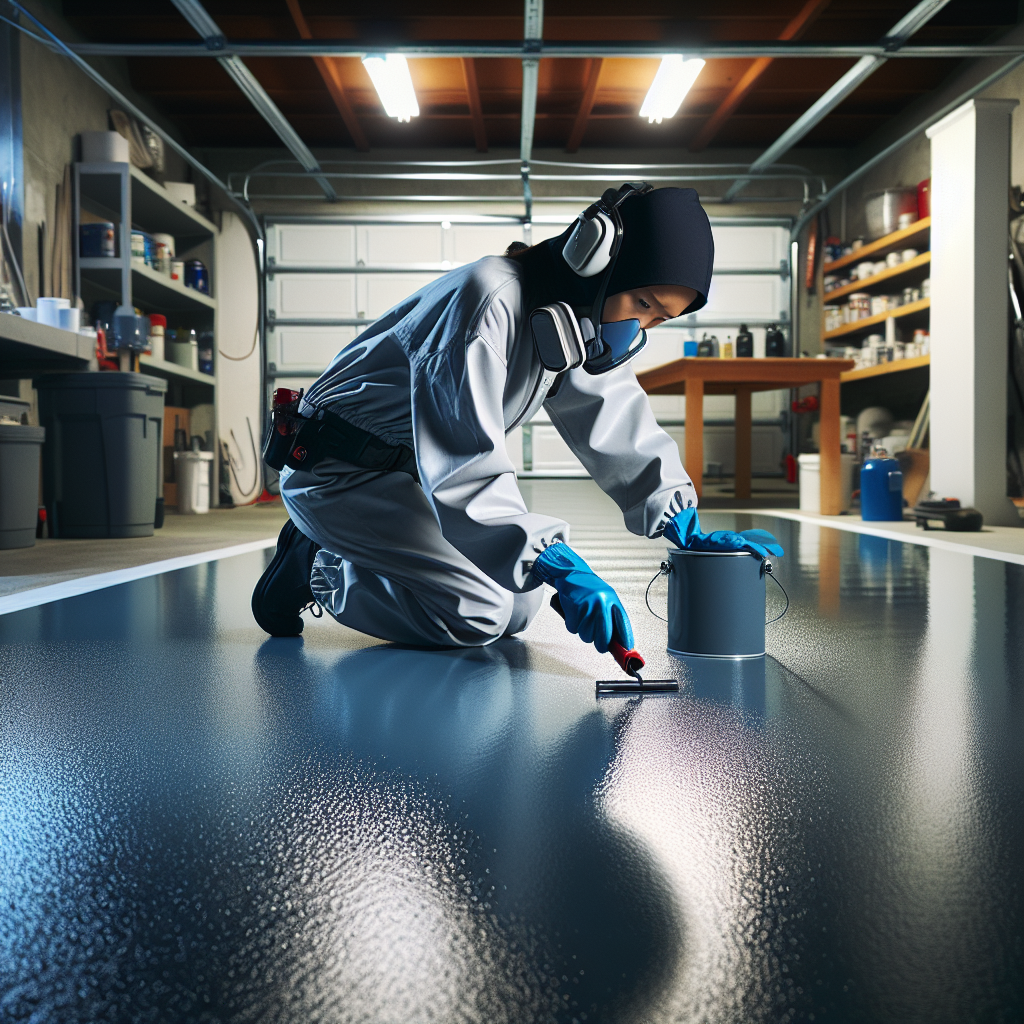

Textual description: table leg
[734,387,752,501]
[685,379,704,499]
[819,378,841,515]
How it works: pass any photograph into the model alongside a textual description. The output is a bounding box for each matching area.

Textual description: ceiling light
[362,54,419,122]
[640,56,705,124]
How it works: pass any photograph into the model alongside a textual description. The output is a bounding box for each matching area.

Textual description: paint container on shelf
[79,222,116,258]
[184,260,209,295]
[148,314,166,360]
[36,297,69,327]
[665,548,766,659]
[131,232,147,266]
[151,233,175,258]
[696,334,719,357]
[683,339,698,357]
[765,324,786,357]
[736,324,753,357]
[901,248,919,262]
[170,259,184,283]
[886,251,902,268]
[57,308,80,333]
[167,328,198,370]
[917,178,931,218]
[197,331,214,375]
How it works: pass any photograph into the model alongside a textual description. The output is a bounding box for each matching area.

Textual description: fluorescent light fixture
[362,54,419,122]
[640,56,705,124]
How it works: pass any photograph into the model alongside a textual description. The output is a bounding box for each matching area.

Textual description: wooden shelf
[128,165,215,242]
[0,313,95,375]
[823,297,930,341]
[139,354,215,386]
[80,258,216,313]
[823,251,930,302]
[840,354,930,383]
[823,216,931,273]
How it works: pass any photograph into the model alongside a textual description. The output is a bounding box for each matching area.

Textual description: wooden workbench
[635,357,855,515]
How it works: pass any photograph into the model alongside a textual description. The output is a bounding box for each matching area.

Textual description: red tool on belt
[549,594,678,695]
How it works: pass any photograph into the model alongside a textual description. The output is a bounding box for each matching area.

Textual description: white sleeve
[544,364,698,537]
[410,302,570,593]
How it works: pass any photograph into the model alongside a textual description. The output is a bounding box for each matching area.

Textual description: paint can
[666,548,765,659]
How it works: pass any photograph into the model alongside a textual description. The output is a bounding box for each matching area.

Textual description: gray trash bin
[0,424,45,549]
[34,372,167,538]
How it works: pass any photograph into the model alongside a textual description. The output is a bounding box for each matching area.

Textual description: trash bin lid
[32,371,168,394]
[0,424,45,443]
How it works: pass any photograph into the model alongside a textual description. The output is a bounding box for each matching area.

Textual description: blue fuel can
[860,450,904,521]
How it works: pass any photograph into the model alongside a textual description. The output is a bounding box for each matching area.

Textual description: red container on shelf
[917,178,931,219]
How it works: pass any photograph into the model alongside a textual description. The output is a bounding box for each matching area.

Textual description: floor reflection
[0,501,1020,1023]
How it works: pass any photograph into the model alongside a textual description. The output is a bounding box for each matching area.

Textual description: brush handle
[549,594,645,677]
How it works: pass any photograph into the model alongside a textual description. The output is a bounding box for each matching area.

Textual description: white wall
[216,212,263,504]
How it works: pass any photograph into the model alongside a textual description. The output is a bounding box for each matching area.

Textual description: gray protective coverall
[281,256,697,647]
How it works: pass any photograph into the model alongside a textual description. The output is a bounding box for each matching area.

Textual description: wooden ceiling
[63,0,1020,153]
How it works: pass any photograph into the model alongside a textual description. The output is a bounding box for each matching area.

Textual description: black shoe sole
[251,520,317,637]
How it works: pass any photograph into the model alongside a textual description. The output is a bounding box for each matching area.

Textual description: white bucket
[173,451,214,514]
[798,453,854,513]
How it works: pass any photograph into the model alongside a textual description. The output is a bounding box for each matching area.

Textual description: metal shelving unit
[74,161,219,503]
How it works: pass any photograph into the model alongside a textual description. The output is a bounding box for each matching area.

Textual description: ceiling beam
[283,0,368,152]
[723,0,955,201]
[169,0,336,199]
[520,0,543,164]
[565,58,603,154]
[461,58,487,153]
[67,40,1024,59]
[689,0,831,152]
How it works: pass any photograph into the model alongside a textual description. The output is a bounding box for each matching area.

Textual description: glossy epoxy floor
[0,481,1021,1024]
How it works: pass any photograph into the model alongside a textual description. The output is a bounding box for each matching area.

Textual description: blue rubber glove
[531,542,634,654]
[663,508,784,560]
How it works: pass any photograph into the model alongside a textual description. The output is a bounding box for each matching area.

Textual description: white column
[927,98,1021,526]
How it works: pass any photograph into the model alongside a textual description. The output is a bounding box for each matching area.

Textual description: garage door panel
[358,225,444,265]
[272,224,356,267]
[267,326,356,375]
[358,274,441,319]
[269,275,358,319]
[449,224,522,265]
[711,225,787,269]
[703,276,784,319]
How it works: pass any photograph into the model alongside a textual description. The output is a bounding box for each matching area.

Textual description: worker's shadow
[257,636,683,1020]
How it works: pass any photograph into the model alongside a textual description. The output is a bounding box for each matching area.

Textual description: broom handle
[549,594,645,678]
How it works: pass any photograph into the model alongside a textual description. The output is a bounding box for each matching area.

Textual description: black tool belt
[264,403,417,478]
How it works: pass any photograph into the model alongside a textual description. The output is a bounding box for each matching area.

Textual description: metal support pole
[724,0,955,201]
[520,0,543,166]
[170,0,337,201]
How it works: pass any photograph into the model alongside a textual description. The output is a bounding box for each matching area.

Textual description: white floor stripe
[0,538,278,617]
[757,510,1024,567]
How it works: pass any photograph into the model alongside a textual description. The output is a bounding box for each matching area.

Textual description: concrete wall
[17,0,189,304]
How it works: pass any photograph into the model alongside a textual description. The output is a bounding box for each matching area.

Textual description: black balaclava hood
[605,187,714,314]
[514,186,715,317]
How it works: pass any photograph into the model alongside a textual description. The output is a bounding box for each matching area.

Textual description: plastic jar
[149,314,166,360]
